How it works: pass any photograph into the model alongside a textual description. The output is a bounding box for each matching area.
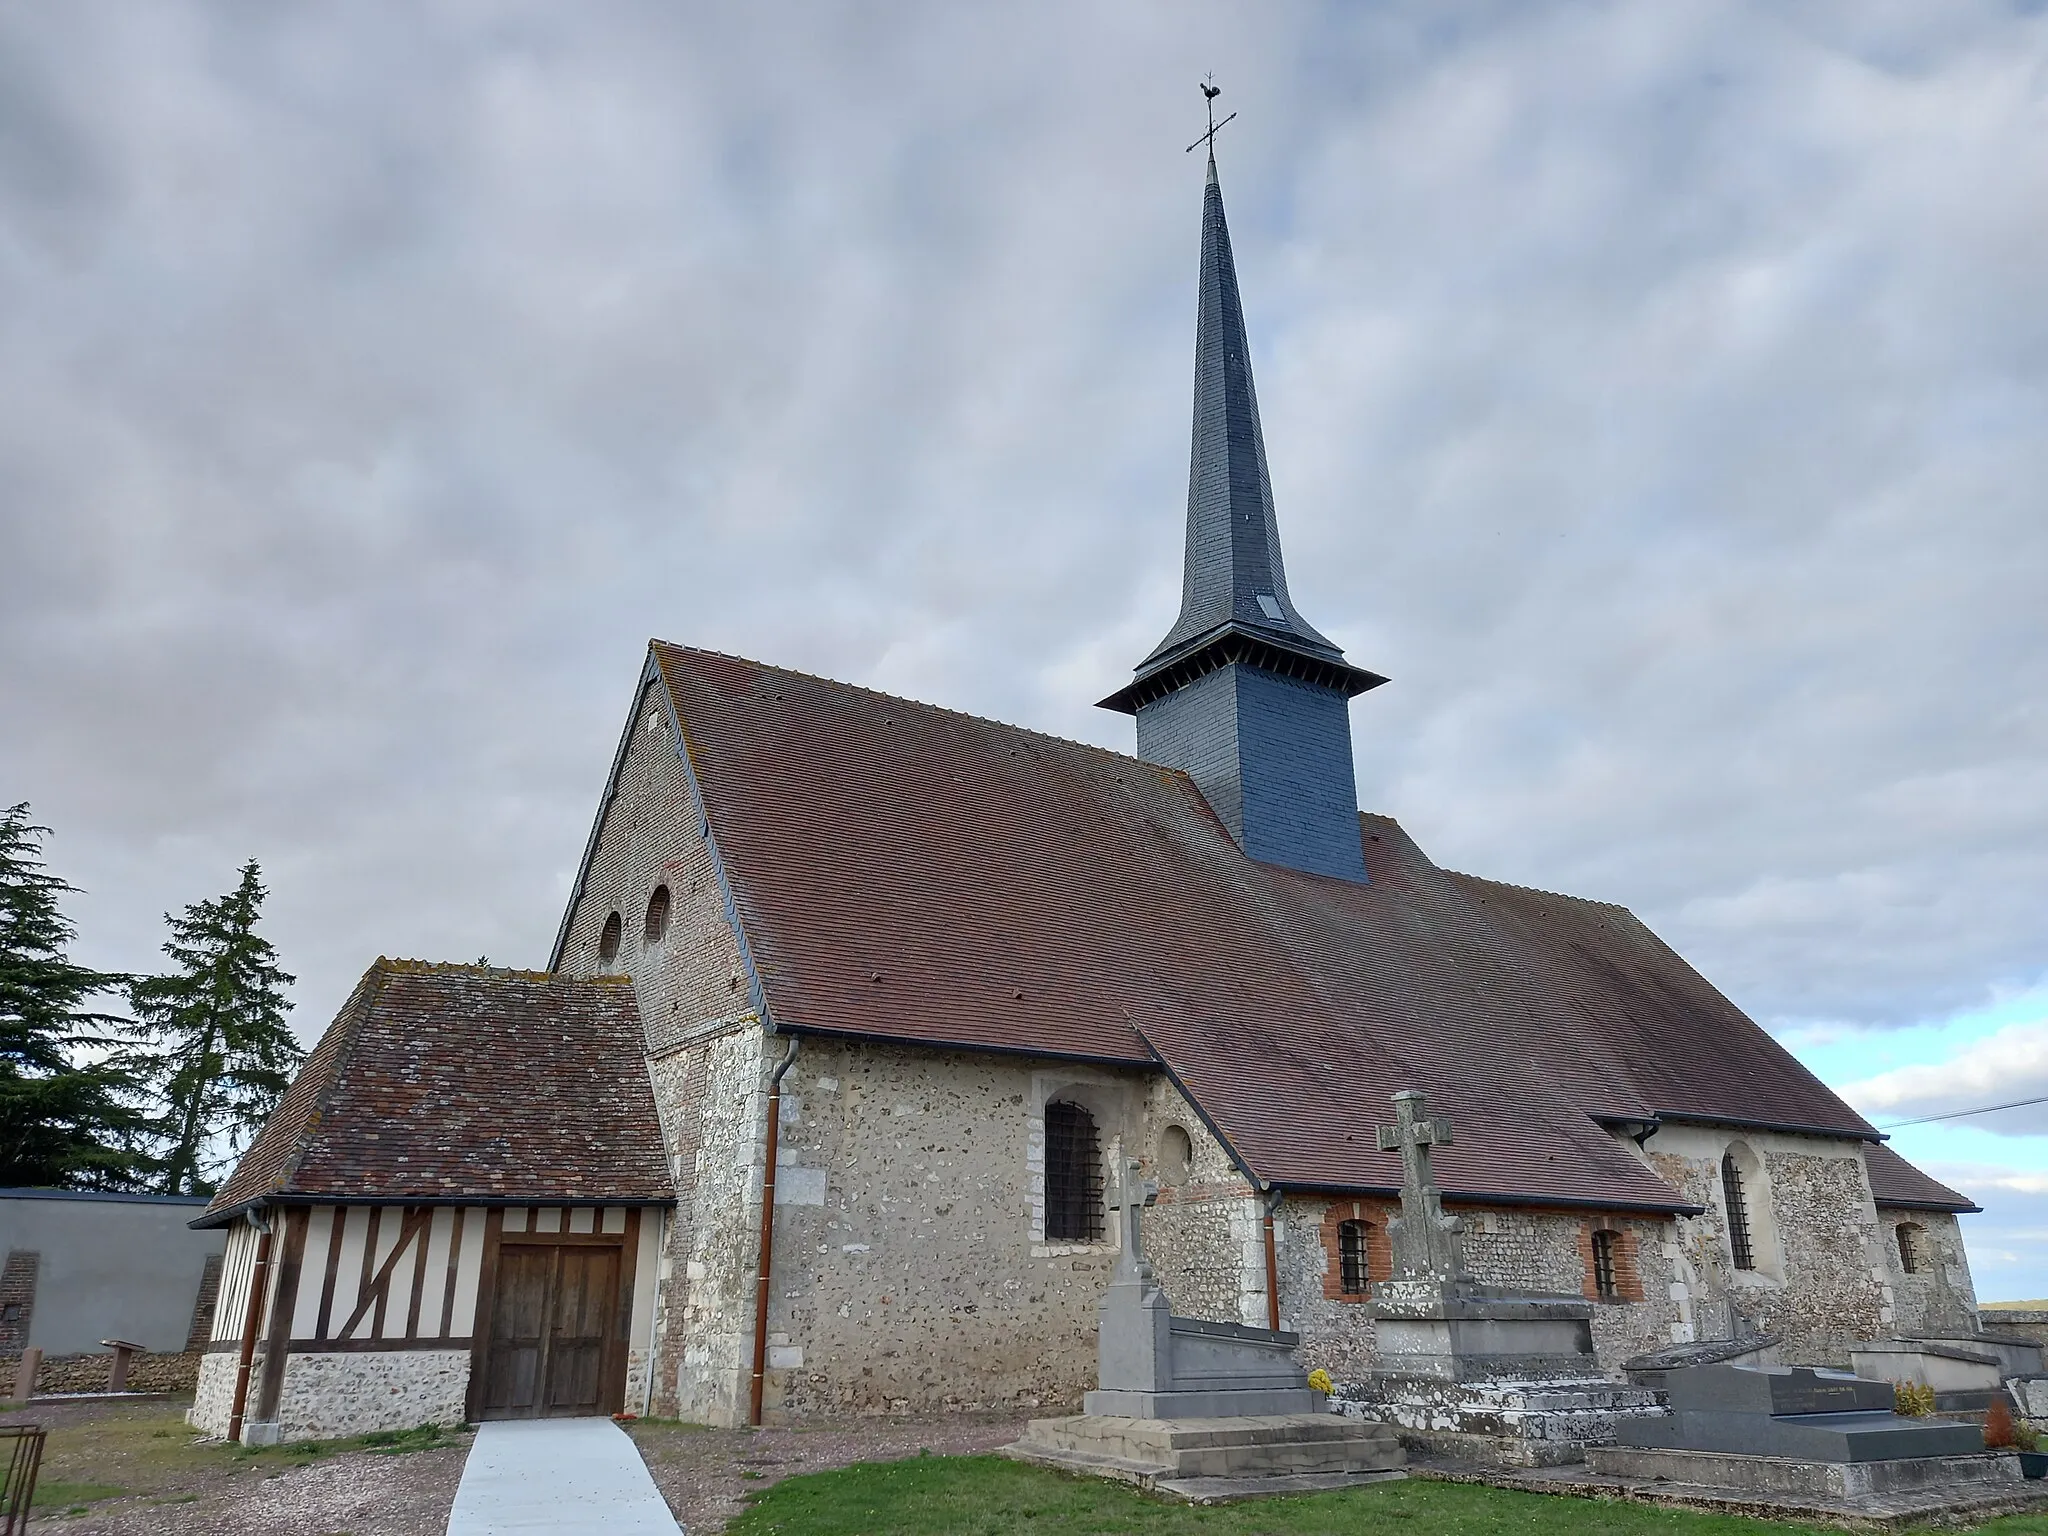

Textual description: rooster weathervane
[1186,75,1237,155]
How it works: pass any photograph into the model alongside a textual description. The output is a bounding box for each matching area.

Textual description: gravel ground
[3,1395,467,1536]
[9,1394,1028,1535]
[630,1413,1030,1534]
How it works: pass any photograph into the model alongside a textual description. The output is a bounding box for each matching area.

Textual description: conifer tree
[131,861,302,1196]
[0,802,151,1188]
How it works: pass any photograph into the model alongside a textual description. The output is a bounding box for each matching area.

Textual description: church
[187,149,1980,1443]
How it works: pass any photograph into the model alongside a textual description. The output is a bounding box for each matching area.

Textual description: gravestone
[1331,1092,1661,1465]
[1085,1162,1319,1418]
[1587,1362,2034,1519]
[1368,1092,1597,1380]
[1005,1159,1405,1500]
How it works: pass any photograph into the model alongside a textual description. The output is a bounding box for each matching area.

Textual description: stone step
[1010,1416,1406,1482]
[1019,1414,1399,1458]
[1155,1469,1408,1504]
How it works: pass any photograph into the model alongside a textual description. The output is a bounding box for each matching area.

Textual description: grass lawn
[728,1454,2048,1536]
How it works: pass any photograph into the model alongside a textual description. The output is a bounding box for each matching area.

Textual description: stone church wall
[1878,1209,1978,1338]
[755,1038,1151,1419]
[1642,1122,1893,1365]
[555,670,776,1424]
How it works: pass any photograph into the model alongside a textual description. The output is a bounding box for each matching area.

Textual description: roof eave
[1099,625,1388,715]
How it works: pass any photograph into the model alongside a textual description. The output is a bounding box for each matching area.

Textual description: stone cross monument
[1376,1089,1479,1303]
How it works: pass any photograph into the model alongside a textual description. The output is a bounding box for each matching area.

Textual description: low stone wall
[274,1350,471,1439]
[5,1349,201,1396]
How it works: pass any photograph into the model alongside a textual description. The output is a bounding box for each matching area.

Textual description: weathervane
[1185,75,1237,156]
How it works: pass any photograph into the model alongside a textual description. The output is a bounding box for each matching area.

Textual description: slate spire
[1099,141,1385,883]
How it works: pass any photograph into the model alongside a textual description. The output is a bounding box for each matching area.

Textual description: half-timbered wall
[190,1204,667,1440]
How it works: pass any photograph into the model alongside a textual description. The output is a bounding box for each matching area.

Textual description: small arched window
[1043,1100,1103,1242]
[1897,1222,1927,1275]
[1590,1229,1620,1300]
[1721,1152,1755,1271]
[1157,1124,1192,1187]
[597,911,623,965]
[644,885,672,944]
[1338,1219,1375,1294]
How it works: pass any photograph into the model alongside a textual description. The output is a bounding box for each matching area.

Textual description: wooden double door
[478,1241,626,1419]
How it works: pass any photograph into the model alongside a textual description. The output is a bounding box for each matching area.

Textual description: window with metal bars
[1721,1153,1755,1271]
[1043,1100,1103,1242]
[1590,1228,1620,1300]
[1338,1220,1373,1294]
[1897,1223,1925,1275]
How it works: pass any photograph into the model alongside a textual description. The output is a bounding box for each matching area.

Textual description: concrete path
[447,1418,683,1534]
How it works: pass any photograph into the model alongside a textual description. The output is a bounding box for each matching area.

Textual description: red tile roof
[198,961,672,1227]
[1865,1143,1979,1213]
[654,645,1883,1215]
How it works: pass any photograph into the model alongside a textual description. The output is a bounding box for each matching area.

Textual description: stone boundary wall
[6,1348,201,1395]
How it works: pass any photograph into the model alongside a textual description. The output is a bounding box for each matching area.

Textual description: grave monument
[1332,1091,1661,1465]
[1005,1160,1405,1501]
[1586,1361,2039,1522]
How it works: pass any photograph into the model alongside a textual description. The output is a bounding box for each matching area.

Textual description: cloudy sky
[5,4,2046,1290]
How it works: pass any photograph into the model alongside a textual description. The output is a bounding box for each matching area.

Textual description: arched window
[1721,1152,1755,1271]
[1157,1124,1192,1187]
[597,911,623,965]
[1338,1219,1375,1294]
[1043,1100,1103,1242]
[644,885,672,944]
[1897,1222,1926,1275]
[1590,1229,1620,1300]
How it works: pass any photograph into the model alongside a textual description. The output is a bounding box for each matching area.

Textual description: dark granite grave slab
[1617,1407,1984,1462]
[1665,1364,1893,1417]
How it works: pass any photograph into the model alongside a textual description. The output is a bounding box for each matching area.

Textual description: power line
[1877,1092,2048,1130]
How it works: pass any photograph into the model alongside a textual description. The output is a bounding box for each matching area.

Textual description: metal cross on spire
[1185,75,1237,157]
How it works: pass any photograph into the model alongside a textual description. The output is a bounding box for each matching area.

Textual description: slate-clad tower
[1100,150,1384,882]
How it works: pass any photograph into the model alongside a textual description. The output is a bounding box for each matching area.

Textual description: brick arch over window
[1578,1220,1643,1303]
[1320,1201,1393,1302]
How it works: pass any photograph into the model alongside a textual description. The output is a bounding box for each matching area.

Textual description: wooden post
[11,1346,40,1402]
[252,1209,308,1428]
[227,1219,274,1444]
[100,1340,145,1394]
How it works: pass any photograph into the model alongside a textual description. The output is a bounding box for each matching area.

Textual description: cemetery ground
[9,1395,2048,1536]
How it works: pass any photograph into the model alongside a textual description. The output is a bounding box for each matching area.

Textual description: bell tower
[1098,132,1384,882]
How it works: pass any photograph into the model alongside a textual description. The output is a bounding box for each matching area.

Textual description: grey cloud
[1,0,2044,1045]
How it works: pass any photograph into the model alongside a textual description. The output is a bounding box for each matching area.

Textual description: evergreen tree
[131,861,302,1196]
[0,803,152,1188]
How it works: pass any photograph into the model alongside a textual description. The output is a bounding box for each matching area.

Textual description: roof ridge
[650,640,1195,779]
[1446,868,1633,915]
[372,956,574,984]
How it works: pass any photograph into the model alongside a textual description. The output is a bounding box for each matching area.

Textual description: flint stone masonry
[1643,1123,1891,1362]
[13,1348,200,1395]
[189,1352,238,1436]
[261,1350,471,1440]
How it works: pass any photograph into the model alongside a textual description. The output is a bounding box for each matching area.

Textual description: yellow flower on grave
[1307,1368,1334,1395]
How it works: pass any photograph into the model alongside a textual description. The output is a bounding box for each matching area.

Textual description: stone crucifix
[1376,1090,1477,1297]
[1110,1157,1160,1286]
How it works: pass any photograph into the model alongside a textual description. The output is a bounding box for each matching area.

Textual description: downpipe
[748,1035,801,1425]
[226,1208,274,1444]
[1261,1184,1284,1333]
